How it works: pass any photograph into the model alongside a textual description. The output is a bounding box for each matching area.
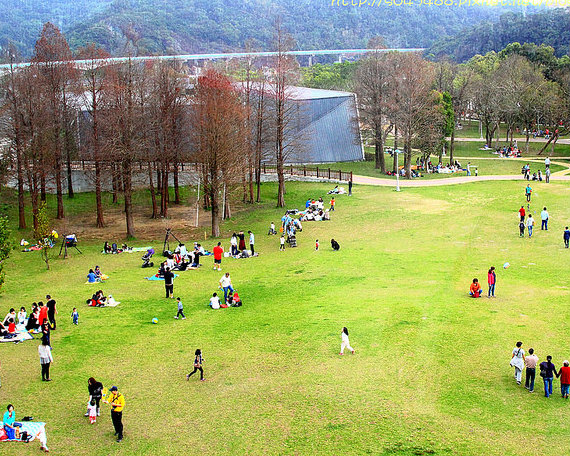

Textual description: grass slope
[1,180,570,455]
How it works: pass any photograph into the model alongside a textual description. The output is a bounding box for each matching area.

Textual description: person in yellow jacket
[104,386,125,442]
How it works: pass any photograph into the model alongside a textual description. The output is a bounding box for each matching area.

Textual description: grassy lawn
[1,180,570,455]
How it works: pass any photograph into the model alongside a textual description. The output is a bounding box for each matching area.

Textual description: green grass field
[1,179,570,456]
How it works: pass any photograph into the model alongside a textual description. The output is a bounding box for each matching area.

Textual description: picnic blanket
[130,246,153,252]
[0,324,34,343]
[145,274,179,281]
[0,421,48,448]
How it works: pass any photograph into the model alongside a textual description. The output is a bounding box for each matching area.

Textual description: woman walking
[186,349,205,381]
[85,377,104,417]
[510,341,525,385]
[38,341,53,381]
[339,327,355,355]
[557,360,570,399]
[487,266,496,298]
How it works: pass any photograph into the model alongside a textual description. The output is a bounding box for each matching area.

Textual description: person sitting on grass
[209,292,220,310]
[26,305,40,331]
[268,222,276,235]
[3,308,16,326]
[331,239,340,251]
[87,269,98,283]
[469,278,482,298]
[18,307,27,325]
[7,318,16,334]
[231,290,242,307]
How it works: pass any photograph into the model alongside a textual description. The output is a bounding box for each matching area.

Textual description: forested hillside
[1,0,529,57]
[428,8,570,62]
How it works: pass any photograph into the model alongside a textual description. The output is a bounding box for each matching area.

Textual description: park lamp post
[394,149,402,192]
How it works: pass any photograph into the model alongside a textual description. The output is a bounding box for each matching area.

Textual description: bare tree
[189,69,248,237]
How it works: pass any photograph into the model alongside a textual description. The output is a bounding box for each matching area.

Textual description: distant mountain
[0,0,537,58]
[427,8,570,62]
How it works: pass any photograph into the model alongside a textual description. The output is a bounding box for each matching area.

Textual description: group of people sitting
[496,145,522,158]
[102,242,130,254]
[298,198,332,222]
[86,266,107,283]
[86,290,114,307]
[1,298,56,344]
[158,243,207,274]
[208,291,242,309]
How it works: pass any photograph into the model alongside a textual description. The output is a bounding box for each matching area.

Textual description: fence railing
[62,161,352,182]
[261,164,352,182]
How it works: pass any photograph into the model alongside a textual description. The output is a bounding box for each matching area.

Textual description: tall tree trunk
[525,130,530,154]
[66,144,74,198]
[374,127,385,172]
[16,147,26,229]
[449,127,455,166]
[40,174,46,202]
[148,161,158,219]
[404,137,412,179]
[111,163,118,204]
[55,156,64,219]
[173,163,180,205]
[123,160,135,238]
[95,162,105,227]
[210,185,219,237]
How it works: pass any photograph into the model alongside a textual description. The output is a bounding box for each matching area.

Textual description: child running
[340,327,355,355]
[186,349,205,381]
[174,297,186,320]
[87,399,97,424]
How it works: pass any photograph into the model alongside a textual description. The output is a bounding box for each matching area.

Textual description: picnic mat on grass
[0,325,34,343]
[0,421,47,446]
[145,274,179,281]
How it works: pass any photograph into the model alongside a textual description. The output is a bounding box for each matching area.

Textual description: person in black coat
[331,239,340,251]
[86,377,104,417]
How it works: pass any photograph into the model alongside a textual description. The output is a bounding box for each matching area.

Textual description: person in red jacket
[518,206,525,222]
[212,242,223,272]
[38,302,48,327]
[487,266,496,298]
[557,361,570,399]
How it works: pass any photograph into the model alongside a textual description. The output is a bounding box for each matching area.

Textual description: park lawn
[1,180,570,456]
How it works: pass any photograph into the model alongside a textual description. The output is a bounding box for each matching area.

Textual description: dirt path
[453,137,570,145]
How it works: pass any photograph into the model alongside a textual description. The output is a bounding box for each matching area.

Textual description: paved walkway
[353,174,570,187]
[453,136,570,145]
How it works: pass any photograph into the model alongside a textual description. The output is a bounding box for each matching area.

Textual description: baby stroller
[141,248,155,268]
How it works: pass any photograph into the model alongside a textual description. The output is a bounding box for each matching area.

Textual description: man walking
[525,348,539,393]
[525,184,532,202]
[164,267,174,299]
[541,207,549,231]
[526,215,535,237]
[248,231,255,255]
[106,386,125,442]
[518,206,525,222]
[545,167,551,183]
[564,226,570,248]
[219,272,234,302]
[539,356,557,398]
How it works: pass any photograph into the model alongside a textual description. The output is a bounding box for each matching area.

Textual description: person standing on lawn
[219,273,234,302]
[526,215,535,237]
[564,227,570,248]
[539,356,557,398]
[487,267,496,298]
[105,386,125,442]
[525,184,532,202]
[518,206,526,222]
[524,348,538,393]
[557,360,570,399]
[164,267,174,299]
[38,341,53,381]
[541,207,549,231]
[545,167,551,183]
[519,219,525,237]
[46,295,57,330]
[510,342,525,385]
[213,242,223,271]
[248,230,255,255]
[186,349,205,381]
[280,234,285,251]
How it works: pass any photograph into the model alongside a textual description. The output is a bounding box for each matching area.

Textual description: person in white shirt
[230,234,238,256]
[248,231,255,255]
[209,293,220,310]
[526,215,535,237]
[540,207,549,231]
[545,167,551,183]
[280,235,285,251]
[219,273,234,302]
[268,222,276,235]
[18,307,27,325]
[166,256,175,270]
[545,157,551,168]
[339,327,355,355]
[38,342,54,381]
[178,244,187,258]
[510,341,525,385]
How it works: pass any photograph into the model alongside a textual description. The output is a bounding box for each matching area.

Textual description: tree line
[0,22,303,238]
[302,42,570,175]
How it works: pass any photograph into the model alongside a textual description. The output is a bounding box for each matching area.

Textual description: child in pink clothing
[88,399,97,424]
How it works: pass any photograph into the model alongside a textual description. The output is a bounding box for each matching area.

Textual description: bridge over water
[0,48,425,71]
